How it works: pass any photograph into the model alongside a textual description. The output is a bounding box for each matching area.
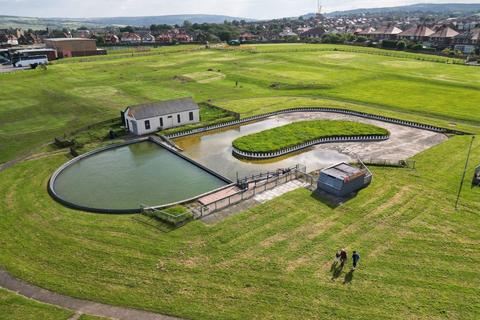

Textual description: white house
[123,97,200,135]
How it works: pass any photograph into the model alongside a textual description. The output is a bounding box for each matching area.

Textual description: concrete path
[253,180,309,203]
[0,270,181,320]
[202,179,310,224]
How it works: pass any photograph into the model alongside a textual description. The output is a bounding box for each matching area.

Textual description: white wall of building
[125,109,200,135]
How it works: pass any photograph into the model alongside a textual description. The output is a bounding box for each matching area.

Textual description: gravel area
[278,112,448,160]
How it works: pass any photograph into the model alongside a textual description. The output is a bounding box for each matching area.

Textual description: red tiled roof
[430,27,459,38]
[399,25,434,37]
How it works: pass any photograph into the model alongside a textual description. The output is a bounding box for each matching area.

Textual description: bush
[355,36,368,43]
[411,44,423,51]
[381,40,397,49]
[396,41,407,50]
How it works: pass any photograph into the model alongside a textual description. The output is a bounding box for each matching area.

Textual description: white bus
[13,55,48,68]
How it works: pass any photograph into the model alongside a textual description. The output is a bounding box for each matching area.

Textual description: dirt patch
[323,53,357,60]
[381,60,425,69]
[260,233,288,248]
[285,255,311,272]
[182,71,226,83]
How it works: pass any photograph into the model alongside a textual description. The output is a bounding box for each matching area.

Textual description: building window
[189,111,194,121]
[144,120,150,130]
[177,114,181,123]
[159,117,163,127]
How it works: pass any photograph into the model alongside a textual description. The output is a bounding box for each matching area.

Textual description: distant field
[1,44,480,163]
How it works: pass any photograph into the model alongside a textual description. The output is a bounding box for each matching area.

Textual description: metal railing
[198,164,307,218]
[232,134,389,160]
[165,107,459,141]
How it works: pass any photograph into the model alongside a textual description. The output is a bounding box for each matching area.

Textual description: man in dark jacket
[340,249,347,267]
[352,251,360,269]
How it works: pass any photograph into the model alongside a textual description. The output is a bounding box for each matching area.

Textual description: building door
[167,115,174,128]
[130,120,138,135]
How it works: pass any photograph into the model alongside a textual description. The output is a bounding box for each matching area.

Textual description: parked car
[13,55,48,68]
[0,56,10,65]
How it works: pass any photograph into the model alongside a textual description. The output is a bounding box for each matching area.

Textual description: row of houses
[105,29,193,44]
[356,25,480,52]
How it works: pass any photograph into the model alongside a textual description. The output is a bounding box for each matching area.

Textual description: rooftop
[127,97,199,120]
[430,27,459,38]
[45,38,95,41]
[321,163,364,180]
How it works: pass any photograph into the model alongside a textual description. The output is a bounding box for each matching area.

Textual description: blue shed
[474,165,480,186]
[317,162,372,197]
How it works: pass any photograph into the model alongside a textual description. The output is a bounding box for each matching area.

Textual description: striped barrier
[164,107,461,140]
[232,134,390,160]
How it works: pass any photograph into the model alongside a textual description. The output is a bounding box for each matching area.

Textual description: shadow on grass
[331,262,345,280]
[343,269,354,284]
[310,190,358,209]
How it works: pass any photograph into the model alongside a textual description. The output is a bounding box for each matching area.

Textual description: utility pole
[455,136,475,210]
[317,0,322,17]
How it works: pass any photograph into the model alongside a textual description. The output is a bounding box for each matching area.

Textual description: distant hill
[0,14,255,30]
[327,3,480,16]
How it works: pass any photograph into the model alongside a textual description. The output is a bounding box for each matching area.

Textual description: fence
[232,134,390,160]
[165,106,460,141]
[198,164,307,217]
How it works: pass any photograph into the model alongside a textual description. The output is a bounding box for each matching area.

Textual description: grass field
[2,44,480,163]
[232,120,388,152]
[0,136,479,319]
[1,44,480,319]
[0,288,73,320]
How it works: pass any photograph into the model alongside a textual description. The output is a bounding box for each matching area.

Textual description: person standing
[352,251,360,270]
[340,248,347,267]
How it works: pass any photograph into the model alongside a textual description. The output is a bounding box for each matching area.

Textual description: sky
[1,0,479,19]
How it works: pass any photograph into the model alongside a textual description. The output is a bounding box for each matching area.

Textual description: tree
[396,41,407,50]
[92,35,105,45]
[356,36,367,43]
[218,31,233,41]
[120,26,134,33]
[183,20,192,30]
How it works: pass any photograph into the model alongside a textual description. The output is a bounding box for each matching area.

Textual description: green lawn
[232,120,388,153]
[2,44,480,163]
[1,43,480,319]
[0,135,479,319]
[0,288,73,320]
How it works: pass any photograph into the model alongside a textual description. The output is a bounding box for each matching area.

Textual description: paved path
[201,179,310,224]
[0,270,181,320]
[253,180,309,203]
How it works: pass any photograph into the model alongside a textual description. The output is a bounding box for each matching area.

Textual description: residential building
[398,25,435,42]
[300,27,326,39]
[429,26,459,48]
[121,32,141,44]
[123,97,200,136]
[105,34,120,44]
[239,32,257,41]
[371,25,403,40]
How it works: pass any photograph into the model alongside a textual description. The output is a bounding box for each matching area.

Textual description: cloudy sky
[1,0,478,19]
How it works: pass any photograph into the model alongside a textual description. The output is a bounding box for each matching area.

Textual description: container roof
[126,97,199,120]
[321,163,363,180]
[45,38,95,42]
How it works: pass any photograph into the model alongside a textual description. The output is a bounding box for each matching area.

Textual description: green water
[53,141,228,211]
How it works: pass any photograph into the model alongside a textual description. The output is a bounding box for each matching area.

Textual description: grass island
[232,120,389,153]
